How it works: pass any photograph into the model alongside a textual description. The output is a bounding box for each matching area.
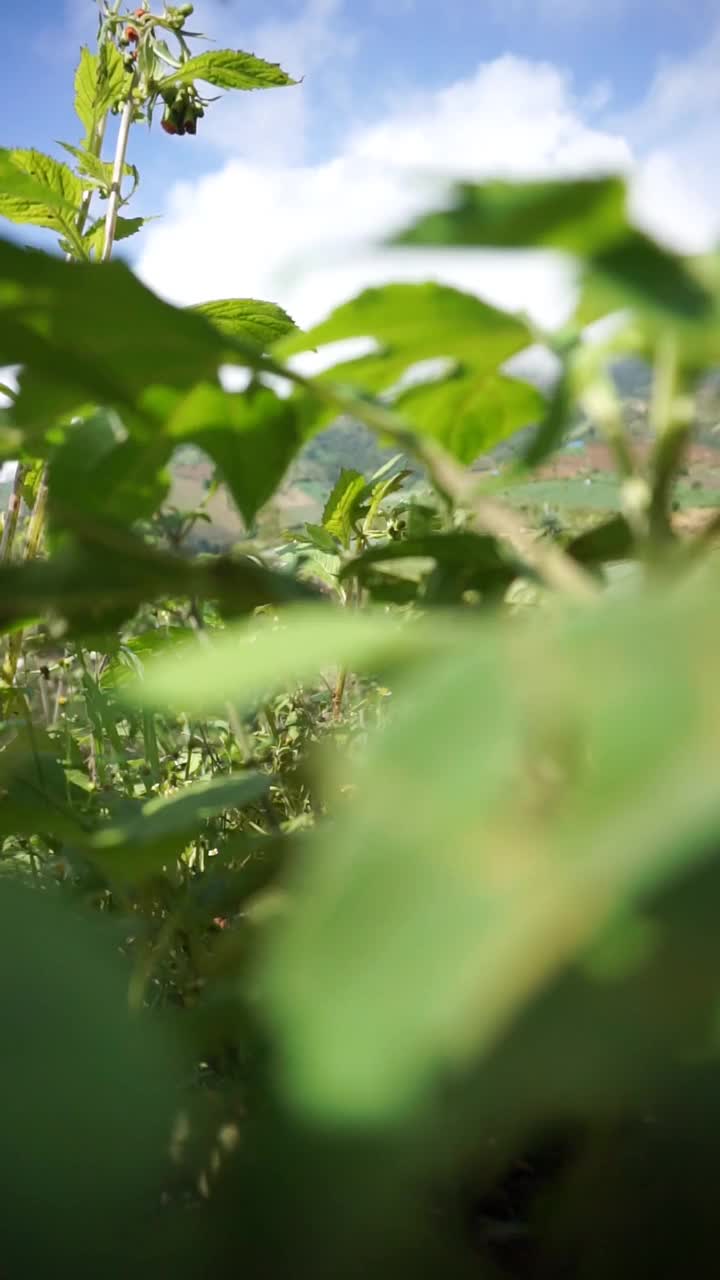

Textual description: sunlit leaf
[0,148,82,232]
[160,49,297,91]
[193,297,298,349]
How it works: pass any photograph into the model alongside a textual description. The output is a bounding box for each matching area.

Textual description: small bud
[178,3,194,15]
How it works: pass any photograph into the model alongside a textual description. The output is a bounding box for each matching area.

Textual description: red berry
[134,6,146,15]
[184,117,197,135]
[161,117,178,134]
[125,24,139,41]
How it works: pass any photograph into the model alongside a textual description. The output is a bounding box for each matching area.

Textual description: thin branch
[101,91,135,262]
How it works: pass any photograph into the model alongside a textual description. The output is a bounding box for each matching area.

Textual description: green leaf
[193,297,298,349]
[57,140,112,189]
[81,214,146,261]
[0,237,240,430]
[0,148,83,233]
[87,771,271,879]
[363,464,412,530]
[125,607,467,716]
[254,575,720,1123]
[278,282,531,379]
[165,382,303,524]
[303,522,339,553]
[321,468,367,547]
[160,49,297,91]
[390,177,714,328]
[398,371,546,464]
[0,151,80,221]
[74,45,130,147]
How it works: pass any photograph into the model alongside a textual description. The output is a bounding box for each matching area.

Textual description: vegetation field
[2,5,720,1278]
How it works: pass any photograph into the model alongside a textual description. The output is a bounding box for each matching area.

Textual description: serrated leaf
[160,49,297,91]
[193,297,298,350]
[82,214,145,261]
[57,140,113,189]
[74,45,130,148]
[0,148,83,233]
[321,468,367,547]
[0,152,80,221]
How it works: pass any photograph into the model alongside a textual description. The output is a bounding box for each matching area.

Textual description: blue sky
[3,0,720,330]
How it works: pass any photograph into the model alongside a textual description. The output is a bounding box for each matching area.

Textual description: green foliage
[159,49,297,91]
[74,43,130,146]
[0,149,81,219]
[255,578,720,1121]
[192,297,298,349]
[0,148,83,236]
[392,175,716,329]
[5,21,720,1274]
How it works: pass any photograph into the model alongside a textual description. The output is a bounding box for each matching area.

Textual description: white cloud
[180,0,357,165]
[136,42,720,344]
[609,28,720,252]
[136,56,631,333]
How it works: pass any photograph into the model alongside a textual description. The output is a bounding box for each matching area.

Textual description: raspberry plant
[1,5,720,1276]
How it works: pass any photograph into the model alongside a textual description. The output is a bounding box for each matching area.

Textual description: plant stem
[102,92,135,262]
[0,463,26,563]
